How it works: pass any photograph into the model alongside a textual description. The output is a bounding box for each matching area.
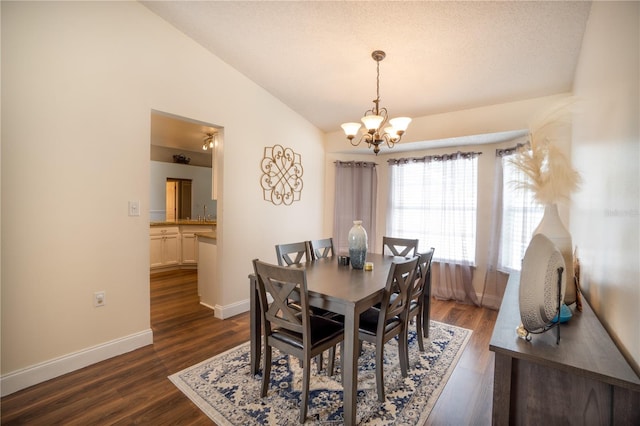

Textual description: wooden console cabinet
[489,273,640,425]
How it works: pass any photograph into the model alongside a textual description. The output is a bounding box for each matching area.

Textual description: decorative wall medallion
[260,145,303,205]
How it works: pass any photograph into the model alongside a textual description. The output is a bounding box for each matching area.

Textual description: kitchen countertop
[150,220,216,226]
[195,232,217,241]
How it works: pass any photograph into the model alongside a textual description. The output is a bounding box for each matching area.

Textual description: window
[498,153,544,271]
[388,152,479,264]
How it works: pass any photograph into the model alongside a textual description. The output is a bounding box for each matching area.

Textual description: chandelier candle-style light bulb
[341,50,411,155]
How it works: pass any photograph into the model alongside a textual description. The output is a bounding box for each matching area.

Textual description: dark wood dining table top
[283,253,400,311]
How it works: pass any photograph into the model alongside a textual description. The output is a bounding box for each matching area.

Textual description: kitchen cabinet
[180,225,213,265]
[150,226,180,269]
[150,222,216,271]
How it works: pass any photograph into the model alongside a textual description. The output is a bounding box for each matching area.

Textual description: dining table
[249,253,413,426]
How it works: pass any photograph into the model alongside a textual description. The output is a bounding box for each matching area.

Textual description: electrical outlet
[94,291,106,307]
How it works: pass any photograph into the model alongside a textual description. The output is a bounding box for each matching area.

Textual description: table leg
[342,307,358,426]
[249,275,261,376]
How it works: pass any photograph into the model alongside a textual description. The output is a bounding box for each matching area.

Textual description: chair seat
[271,315,344,349]
[358,307,402,337]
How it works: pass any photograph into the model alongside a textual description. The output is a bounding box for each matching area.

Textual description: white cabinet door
[180,225,214,265]
[150,225,214,270]
[162,233,181,266]
[181,233,198,264]
[150,235,164,268]
[150,227,180,269]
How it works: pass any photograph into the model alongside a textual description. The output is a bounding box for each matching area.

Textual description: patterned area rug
[169,321,471,425]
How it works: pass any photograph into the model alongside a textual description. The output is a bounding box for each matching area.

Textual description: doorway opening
[166,178,192,221]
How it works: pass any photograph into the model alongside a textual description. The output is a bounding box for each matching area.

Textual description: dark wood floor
[1,270,497,425]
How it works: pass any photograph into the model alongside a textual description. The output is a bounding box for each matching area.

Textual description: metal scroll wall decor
[260,144,304,205]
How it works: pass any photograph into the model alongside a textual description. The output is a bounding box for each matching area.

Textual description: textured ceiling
[144,0,591,152]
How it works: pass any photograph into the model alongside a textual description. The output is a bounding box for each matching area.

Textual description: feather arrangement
[509,98,582,204]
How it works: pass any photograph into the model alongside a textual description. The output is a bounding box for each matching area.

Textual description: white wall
[571,1,640,372]
[1,1,324,394]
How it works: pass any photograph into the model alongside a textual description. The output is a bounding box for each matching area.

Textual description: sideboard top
[490,273,640,391]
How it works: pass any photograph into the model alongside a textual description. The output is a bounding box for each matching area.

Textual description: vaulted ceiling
[144,1,592,153]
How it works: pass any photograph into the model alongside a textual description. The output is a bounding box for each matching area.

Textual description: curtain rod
[333,161,377,167]
[387,150,482,165]
[496,142,530,157]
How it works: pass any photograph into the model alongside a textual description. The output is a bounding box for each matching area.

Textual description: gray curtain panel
[333,161,377,255]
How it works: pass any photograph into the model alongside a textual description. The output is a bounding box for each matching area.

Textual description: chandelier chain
[375,58,380,114]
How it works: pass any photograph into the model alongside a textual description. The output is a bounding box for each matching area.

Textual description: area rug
[169,321,471,425]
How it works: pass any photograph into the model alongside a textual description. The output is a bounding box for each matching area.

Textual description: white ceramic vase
[533,204,575,305]
[348,220,368,270]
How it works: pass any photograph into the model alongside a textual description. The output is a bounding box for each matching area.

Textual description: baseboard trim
[200,299,250,319]
[0,329,153,397]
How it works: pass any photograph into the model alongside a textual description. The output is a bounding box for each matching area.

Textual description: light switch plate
[128,200,140,216]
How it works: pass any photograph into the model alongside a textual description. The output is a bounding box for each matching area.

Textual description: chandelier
[202,132,218,151]
[341,50,411,155]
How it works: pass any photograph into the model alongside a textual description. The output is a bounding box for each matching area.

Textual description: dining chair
[275,241,311,266]
[275,240,337,372]
[252,259,345,423]
[309,237,335,260]
[309,237,345,371]
[406,248,435,356]
[357,256,419,402]
[382,236,419,257]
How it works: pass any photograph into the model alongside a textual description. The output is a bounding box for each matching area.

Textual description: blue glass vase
[348,220,368,269]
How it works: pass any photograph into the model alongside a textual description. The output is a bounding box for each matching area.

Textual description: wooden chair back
[309,238,335,260]
[252,259,309,344]
[275,241,311,266]
[378,256,419,333]
[411,248,435,304]
[382,236,419,257]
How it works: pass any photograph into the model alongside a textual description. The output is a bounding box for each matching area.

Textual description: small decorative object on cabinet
[552,303,573,324]
[518,234,566,343]
[348,220,367,269]
[259,144,303,206]
[533,203,575,304]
